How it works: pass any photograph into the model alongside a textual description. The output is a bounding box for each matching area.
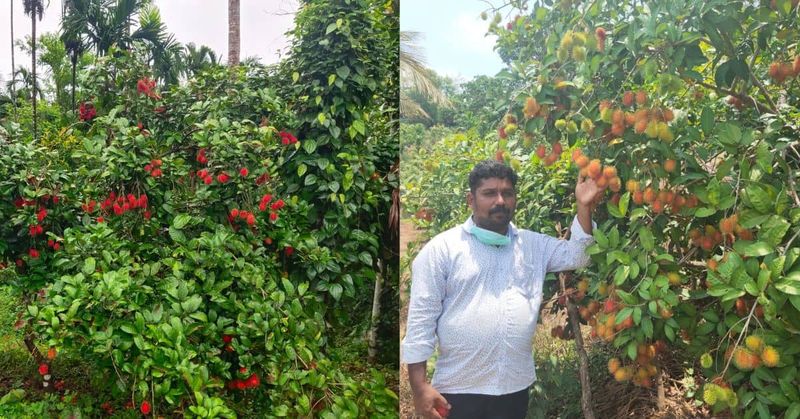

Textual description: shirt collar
[462,215,518,238]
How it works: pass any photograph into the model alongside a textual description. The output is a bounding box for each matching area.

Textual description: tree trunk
[31,13,38,141]
[367,259,384,363]
[559,272,596,419]
[10,0,18,121]
[227,0,240,67]
[656,366,666,409]
[72,59,76,115]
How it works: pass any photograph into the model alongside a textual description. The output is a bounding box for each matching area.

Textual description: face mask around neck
[469,224,511,246]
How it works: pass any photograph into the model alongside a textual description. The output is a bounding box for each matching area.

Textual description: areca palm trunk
[10,0,18,121]
[31,8,37,141]
[227,0,240,66]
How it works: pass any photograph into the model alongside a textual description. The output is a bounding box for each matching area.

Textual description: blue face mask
[470,224,511,246]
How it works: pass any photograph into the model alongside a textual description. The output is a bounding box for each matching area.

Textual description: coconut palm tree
[228,0,240,66]
[400,31,450,120]
[23,0,45,141]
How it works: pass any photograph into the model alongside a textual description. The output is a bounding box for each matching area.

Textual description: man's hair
[468,160,518,193]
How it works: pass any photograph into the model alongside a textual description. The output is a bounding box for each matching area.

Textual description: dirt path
[399,218,422,418]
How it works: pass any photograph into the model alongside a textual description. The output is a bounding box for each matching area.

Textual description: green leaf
[593,229,609,249]
[297,163,307,177]
[627,341,637,360]
[694,207,716,217]
[785,403,800,419]
[775,271,800,295]
[642,316,653,338]
[82,257,96,275]
[639,227,654,251]
[701,106,715,134]
[336,66,350,80]
[717,122,742,145]
[329,283,343,301]
[746,185,773,214]
[358,251,373,266]
[739,241,773,257]
[616,307,633,324]
[168,226,186,243]
[756,141,773,174]
[303,139,317,154]
[281,278,295,296]
[173,214,191,230]
[760,215,790,247]
[619,192,630,217]
[352,119,366,136]
[292,72,299,83]
[325,22,338,34]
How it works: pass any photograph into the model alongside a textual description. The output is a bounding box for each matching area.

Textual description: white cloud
[449,12,498,57]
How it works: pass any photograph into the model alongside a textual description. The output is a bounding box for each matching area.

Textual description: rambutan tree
[0,0,398,416]
[404,0,800,416]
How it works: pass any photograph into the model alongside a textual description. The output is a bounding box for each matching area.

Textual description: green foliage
[406,0,800,415]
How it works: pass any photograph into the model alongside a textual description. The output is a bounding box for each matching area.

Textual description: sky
[0,0,299,84]
[400,0,506,84]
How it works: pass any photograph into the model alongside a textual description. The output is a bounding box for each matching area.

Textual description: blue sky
[401,0,506,83]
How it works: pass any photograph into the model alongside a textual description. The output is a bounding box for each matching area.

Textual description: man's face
[467,177,517,234]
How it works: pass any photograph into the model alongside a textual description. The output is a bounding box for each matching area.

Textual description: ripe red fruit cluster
[258,194,273,212]
[537,141,563,166]
[14,197,36,208]
[29,248,40,259]
[767,57,800,84]
[222,334,233,344]
[136,77,160,100]
[99,191,149,219]
[239,167,249,177]
[140,400,151,415]
[196,169,214,185]
[47,239,61,251]
[255,172,270,186]
[35,207,47,222]
[38,363,49,375]
[217,172,231,184]
[228,209,256,226]
[573,149,622,193]
[595,27,606,52]
[228,373,260,390]
[82,200,97,213]
[279,131,298,145]
[285,246,294,256]
[78,102,97,121]
[196,148,209,165]
[144,159,163,178]
[29,224,44,237]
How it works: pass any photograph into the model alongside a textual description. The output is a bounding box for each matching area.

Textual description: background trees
[403,0,800,417]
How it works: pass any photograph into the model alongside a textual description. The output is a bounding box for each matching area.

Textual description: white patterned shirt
[402,215,595,395]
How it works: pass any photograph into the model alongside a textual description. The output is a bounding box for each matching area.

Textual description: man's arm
[408,362,450,419]
[575,174,601,235]
[576,202,593,235]
[401,240,450,417]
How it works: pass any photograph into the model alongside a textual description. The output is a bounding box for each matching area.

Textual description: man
[402,159,601,418]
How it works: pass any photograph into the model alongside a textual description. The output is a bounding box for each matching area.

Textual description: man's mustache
[490,206,510,215]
